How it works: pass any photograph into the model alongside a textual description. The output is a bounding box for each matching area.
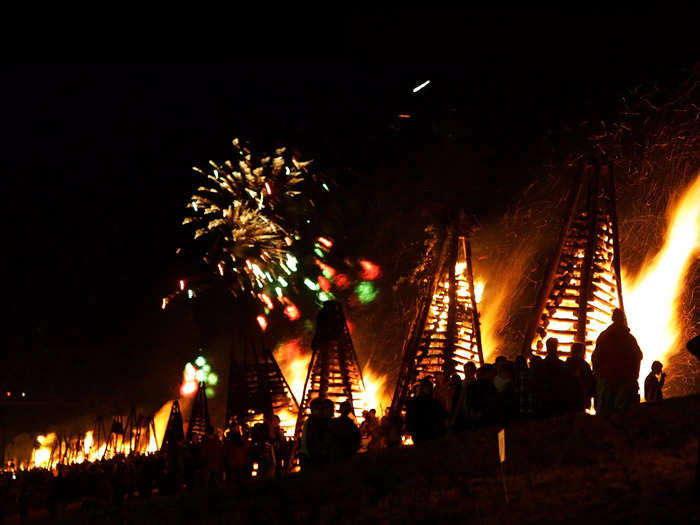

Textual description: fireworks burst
[164,138,325,320]
[184,138,312,292]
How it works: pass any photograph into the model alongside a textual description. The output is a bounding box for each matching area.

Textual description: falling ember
[283,303,301,321]
[623,172,700,394]
[179,279,185,291]
[315,259,337,278]
[161,297,168,310]
[256,314,268,331]
[359,260,381,280]
[318,275,331,292]
[258,293,274,310]
[317,236,334,249]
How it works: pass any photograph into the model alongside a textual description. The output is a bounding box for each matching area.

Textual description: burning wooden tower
[160,400,184,453]
[186,382,211,444]
[522,162,624,360]
[225,336,299,437]
[294,301,367,438]
[392,222,484,411]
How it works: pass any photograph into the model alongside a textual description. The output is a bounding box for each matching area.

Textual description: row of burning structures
[26,162,656,470]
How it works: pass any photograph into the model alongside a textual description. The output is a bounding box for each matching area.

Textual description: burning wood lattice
[186,382,211,444]
[160,400,184,454]
[226,338,299,437]
[392,224,484,411]
[294,301,367,439]
[523,163,624,361]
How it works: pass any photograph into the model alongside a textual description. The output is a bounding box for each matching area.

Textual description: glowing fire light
[31,433,55,469]
[256,314,268,331]
[623,172,700,394]
[474,280,484,304]
[274,338,389,420]
[274,338,312,402]
[317,236,334,249]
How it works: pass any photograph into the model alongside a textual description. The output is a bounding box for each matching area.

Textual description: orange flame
[273,338,312,402]
[274,338,390,421]
[623,172,700,393]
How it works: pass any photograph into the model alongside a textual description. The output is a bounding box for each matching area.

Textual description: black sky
[1,10,697,432]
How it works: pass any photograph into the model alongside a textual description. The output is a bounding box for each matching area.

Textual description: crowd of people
[1,308,696,521]
[401,308,665,445]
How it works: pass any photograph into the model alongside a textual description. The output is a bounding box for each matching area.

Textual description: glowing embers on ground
[623,172,700,392]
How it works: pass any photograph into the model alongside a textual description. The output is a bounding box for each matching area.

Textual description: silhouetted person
[223,427,248,485]
[536,338,571,417]
[366,409,382,450]
[566,342,594,412]
[48,465,68,519]
[328,400,361,460]
[405,378,448,443]
[380,408,403,448]
[452,362,478,428]
[644,361,666,402]
[535,340,544,356]
[521,355,539,418]
[494,360,516,422]
[300,398,333,469]
[448,373,464,414]
[200,427,223,487]
[267,414,289,475]
[592,308,643,416]
[465,365,499,428]
[250,423,276,480]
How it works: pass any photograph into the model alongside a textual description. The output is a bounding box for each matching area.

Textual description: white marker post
[498,428,509,504]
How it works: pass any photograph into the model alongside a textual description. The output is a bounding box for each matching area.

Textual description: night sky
[2,10,697,434]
